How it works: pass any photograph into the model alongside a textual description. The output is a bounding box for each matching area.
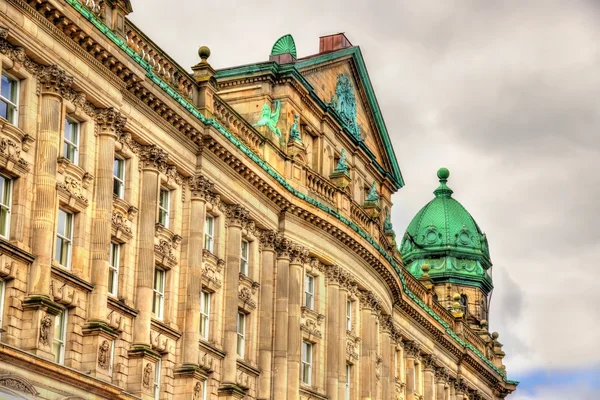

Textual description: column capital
[95,107,126,137]
[223,204,249,228]
[139,144,168,172]
[259,229,278,252]
[36,64,73,96]
[189,174,214,201]
[289,243,309,265]
[422,354,437,371]
[434,366,449,383]
[359,289,382,313]
[275,235,292,259]
[455,378,468,394]
[403,340,420,358]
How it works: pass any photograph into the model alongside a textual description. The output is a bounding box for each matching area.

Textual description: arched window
[460,294,468,316]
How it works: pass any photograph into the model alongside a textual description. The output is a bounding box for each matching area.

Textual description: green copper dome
[400,168,493,294]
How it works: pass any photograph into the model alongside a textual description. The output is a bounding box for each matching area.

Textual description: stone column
[287,243,309,400]
[359,293,377,400]
[404,341,420,400]
[88,108,124,322]
[257,230,277,400]
[381,318,393,400]
[435,367,448,400]
[132,145,168,347]
[423,355,437,400]
[337,283,349,400]
[326,268,340,400]
[272,236,291,400]
[221,204,249,387]
[82,108,125,381]
[181,175,212,366]
[23,65,72,359]
[448,378,456,400]
[455,379,467,400]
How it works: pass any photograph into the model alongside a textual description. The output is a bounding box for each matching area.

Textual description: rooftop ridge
[65,0,515,384]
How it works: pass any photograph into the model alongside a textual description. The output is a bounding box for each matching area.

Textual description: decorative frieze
[0,374,39,397]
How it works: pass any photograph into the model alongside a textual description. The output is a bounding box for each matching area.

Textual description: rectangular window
[0,73,18,125]
[240,240,249,275]
[55,209,73,269]
[345,364,351,400]
[152,268,165,320]
[0,175,12,238]
[53,309,68,364]
[199,290,211,339]
[301,341,313,385]
[113,157,125,198]
[346,299,352,331]
[108,243,120,297]
[0,279,5,330]
[204,215,214,252]
[63,118,79,164]
[154,359,161,400]
[158,188,170,227]
[236,311,245,358]
[109,340,116,376]
[304,275,315,310]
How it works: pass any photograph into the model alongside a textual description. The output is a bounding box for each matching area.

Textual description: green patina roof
[400,168,493,293]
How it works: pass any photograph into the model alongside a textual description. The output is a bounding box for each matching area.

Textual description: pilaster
[257,230,277,400]
[272,235,291,400]
[404,341,420,400]
[423,354,437,400]
[435,367,449,400]
[287,243,309,400]
[326,268,340,400]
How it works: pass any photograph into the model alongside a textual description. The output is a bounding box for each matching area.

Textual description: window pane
[160,189,170,209]
[0,100,7,120]
[1,75,11,99]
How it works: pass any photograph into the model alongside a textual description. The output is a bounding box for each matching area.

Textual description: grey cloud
[129,0,600,380]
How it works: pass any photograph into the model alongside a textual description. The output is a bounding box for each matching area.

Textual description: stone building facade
[0,0,517,399]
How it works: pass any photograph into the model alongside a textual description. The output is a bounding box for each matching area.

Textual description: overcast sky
[130,1,599,398]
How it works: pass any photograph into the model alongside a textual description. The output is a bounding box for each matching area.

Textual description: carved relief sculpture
[142,363,153,388]
[39,315,53,346]
[98,340,110,370]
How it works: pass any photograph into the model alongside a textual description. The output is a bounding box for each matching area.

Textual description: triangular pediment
[296,48,404,189]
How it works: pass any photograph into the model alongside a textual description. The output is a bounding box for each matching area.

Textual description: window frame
[153,359,161,400]
[55,209,74,270]
[0,72,19,125]
[301,341,313,385]
[236,311,246,358]
[346,299,352,331]
[199,290,211,340]
[53,309,68,364]
[0,174,12,239]
[345,363,351,400]
[204,215,214,252]
[108,339,116,376]
[113,157,125,199]
[63,117,80,165]
[108,242,120,297]
[152,268,165,320]
[158,187,170,228]
[240,239,249,275]
[304,274,315,310]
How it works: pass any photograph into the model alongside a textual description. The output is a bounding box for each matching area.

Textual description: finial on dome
[434,167,453,198]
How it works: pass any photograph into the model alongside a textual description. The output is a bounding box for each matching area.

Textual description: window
[240,240,249,275]
[236,311,245,358]
[152,268,165,320]
[158,188,170,227]
[63,118,79,164]
[346,299,352,331]
[109,340,116,376]
[204,215,214,252]
[0,72,18,125]
[460,294,468,315]
[301,341,313,385]
[304,275,315,310]
[201,380,208,400]
[113,157,125,198]
[108,243,120,297]
[0,279,5,330]
[345,363,351,400]
[55,209,73,269]
[0,175,12,238]
[153,359,161,400]
[53,309,68,364]
[199,290,211,339]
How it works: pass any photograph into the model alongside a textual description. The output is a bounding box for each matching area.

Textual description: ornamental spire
[433,167,454,198]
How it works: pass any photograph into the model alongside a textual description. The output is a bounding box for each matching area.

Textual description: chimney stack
[319,33,353,53]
